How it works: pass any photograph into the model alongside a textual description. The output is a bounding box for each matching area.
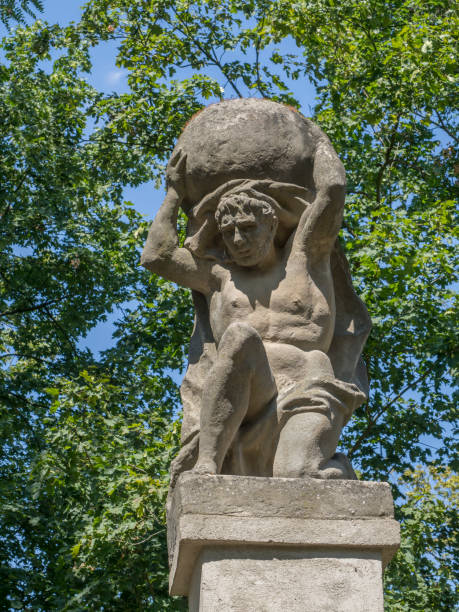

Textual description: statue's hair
[215,193,277,228]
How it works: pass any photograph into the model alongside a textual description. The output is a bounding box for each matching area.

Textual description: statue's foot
[193,459,218,475]
[314,452,357,480]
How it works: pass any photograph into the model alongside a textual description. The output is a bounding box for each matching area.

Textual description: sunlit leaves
[385,466,458,610]
[25,372,185,609]
[0,0,42,28]
[0,20,191,610]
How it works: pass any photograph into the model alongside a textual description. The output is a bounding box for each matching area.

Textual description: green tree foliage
[385,466,458,610]
[0,0,42,28]
[0,21,190,609]
[0,0,457,609]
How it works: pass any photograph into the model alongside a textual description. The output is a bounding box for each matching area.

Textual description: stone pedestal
[167,473,400,612]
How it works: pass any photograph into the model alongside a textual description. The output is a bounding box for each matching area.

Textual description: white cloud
[106,70,126,85]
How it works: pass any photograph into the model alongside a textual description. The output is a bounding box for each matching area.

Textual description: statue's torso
[207,246,335,362]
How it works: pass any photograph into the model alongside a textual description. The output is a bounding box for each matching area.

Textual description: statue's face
[219,209,276,267]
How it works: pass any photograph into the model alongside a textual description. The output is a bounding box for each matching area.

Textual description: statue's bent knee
[218,322,263,358]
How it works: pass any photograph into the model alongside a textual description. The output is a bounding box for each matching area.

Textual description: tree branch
[433,112,458,144]
[375,117,400,204]
[348,368,431,457]
[0,268,77,356]
[254,16,267,98]
[0,299,58,317]
[0,352,52,364]
[1,171,28,218]
[171,11,243,98]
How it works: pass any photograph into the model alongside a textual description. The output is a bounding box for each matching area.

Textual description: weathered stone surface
[141,98,372,483]
[172,98,318,208]
[189,548,385,612]
[169,472,395,521]
[168,474,400,598]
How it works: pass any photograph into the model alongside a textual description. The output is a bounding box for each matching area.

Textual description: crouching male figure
[141,128,370,481]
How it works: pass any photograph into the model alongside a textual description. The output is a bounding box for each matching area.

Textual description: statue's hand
[166,149,188,200]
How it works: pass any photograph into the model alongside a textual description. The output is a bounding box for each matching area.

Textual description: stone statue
[141,98,371,484]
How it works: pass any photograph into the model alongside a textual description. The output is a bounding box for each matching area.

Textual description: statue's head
[215,192,278,267]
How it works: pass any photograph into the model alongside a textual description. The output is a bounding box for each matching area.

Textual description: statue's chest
[210,268,320,339]
[215,280,259,320]
[208,284,254,343]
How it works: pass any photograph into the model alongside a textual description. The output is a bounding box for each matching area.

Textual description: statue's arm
[140,152,213,295]
[296,135,346,256]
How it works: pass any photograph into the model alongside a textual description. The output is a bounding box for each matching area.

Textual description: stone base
[190,548,385,611]
[167,474,400,611]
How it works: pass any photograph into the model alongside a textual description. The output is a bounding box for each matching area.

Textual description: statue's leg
[273,350,356,480]
[273,410,352,479]
[195,322,276,474]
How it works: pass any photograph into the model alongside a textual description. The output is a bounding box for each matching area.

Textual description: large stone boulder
[171,98,320,210]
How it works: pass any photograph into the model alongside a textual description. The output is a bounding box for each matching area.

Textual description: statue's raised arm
[140,150,214,295]
[294,132,346,257]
